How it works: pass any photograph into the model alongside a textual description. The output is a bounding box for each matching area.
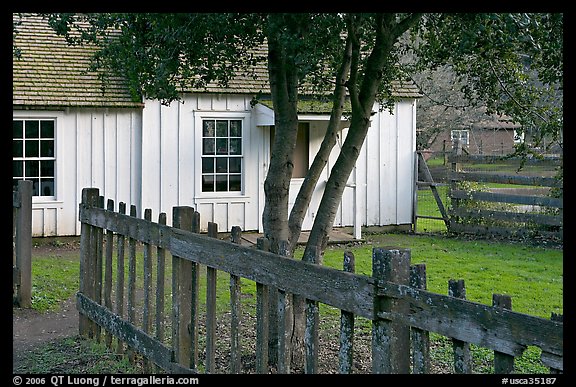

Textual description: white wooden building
[13,14,421,237]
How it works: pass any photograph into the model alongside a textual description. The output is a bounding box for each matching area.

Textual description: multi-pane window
[201,119,242,192]
[451,129,469,146]
[13,119,55,196]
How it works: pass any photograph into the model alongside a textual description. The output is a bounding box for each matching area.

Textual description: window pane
[40,160,54,177]
[13,179,20,191]
[25,121,39,138]
[229,138,241,155]
[229,174,241,191]
[215,175,228,192]
[13,140,23,157]
[31,179,40,196]
[216,120,228,137]
[13,161,23,177]
[40,139,54,157]
[230,120,242,137]
[229,157,241,173]
[25,140,39,157]
[216,138,228,155]
[202,175,214,192]
[203,120,215,137]
[40,178,54,196]
[203,138,215,155]
[216,158,228,173]
[202,157,214,173]
[25,160,39,177]
[13,120,23,138]
[40,120,54,138]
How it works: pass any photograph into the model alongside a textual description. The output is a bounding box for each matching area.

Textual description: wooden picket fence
[77,187,563,374]
[13,180,32,308]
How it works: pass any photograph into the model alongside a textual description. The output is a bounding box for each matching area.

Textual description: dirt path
[12,238,81,372]
[12,296,79,372]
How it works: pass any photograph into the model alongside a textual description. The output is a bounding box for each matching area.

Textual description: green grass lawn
[30,233,562,318]
[318,233,562,318]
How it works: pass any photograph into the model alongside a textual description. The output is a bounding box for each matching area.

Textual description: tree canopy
[406,13,563,155]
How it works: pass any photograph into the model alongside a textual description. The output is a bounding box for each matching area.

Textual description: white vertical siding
[395,100,416,224]
[76,108,142,233]
[20,95,415,237]
[104,113,118,206]
[90,113,105,189]
[178,96,197,214]
[141,101,162,217]
[365,109,381,226]
[142,94,260,232]
[159,102,181,221]
[379,104,399,225]
[302,99,416,230]
[14,108,142,237]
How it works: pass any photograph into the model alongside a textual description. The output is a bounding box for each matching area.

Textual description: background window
[451,129,469,146]
[13,119,55,196]
[201,119,242,192]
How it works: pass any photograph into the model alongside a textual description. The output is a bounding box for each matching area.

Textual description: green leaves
[406,13,563,158]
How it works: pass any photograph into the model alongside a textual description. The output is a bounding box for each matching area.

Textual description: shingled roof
[13,14,143,109]
[13,13,421,110]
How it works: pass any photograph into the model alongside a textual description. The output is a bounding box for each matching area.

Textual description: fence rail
[447,147,563,241]
[77,187,563,374]
[13,180,32,308]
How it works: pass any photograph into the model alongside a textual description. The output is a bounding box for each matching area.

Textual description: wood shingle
[13,13,421,110]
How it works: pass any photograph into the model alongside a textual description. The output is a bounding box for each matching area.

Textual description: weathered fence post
[171,206,196,370]
[492,294,515,373]
[545,313,563,374]
[229,226,243,373]
[372,247,411,374]
[104,199,115,348]
[126,204,138,363]
[190,210,201,368]
[339,250,355,374]
[303,245,320,374]
[143,209,153,335]
[79,187,99,338]
[410,263,430,374]
[449,140,463,230]
[142,208,154,372]
[205,222,219,373]
[155,212,167,343]
[276,240,293,374]
[13,180,32,308]
[449,279,471,373]
[255,237,270,373]
[115,202,126,355]
[94,195,105,342]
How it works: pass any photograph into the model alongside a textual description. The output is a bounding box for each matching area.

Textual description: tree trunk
[262,21,300,254]
[262,15,304,370]
[287,36,353,255]
[293,16,395,371]
[304,14,401,259]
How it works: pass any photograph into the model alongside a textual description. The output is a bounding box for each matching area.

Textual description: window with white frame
[451,129,469,146]
[201,119,243,192]
[13,118,56,197]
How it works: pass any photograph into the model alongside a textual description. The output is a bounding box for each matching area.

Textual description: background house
[419,116,524,157]
[13,13,422,237]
